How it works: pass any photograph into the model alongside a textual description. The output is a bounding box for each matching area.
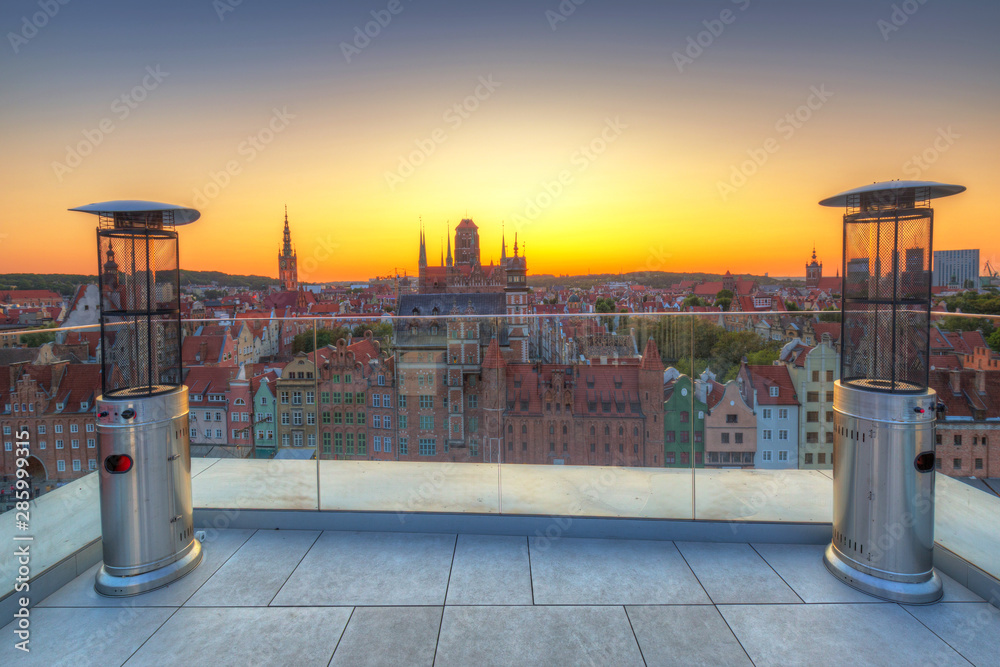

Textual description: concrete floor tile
[435,606,644,667]
[37,529,255,608]
[720,603,969,667]
[124,607,351,667]
[445,535,532,605]
[0,607,174,667]
[626,605,753,666]
[271,531,456,606]
[904,602,1000,667]
[186,529,319,606]
[330,607,441,667]
[752,543,882,603]
[677,541,801,604]
[529,537,711,605]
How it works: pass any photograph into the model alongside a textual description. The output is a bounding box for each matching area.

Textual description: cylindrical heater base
[824,381,941,604]
[94,386,202,596]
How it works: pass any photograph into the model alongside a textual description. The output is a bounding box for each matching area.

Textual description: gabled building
[738,363,799,469]
[663,373,708,468]
[780,335,839,469]
[704,380,756,468]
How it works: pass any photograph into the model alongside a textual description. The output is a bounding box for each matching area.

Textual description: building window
[357,433,366,455]
[398,437,407,455]
[734,432,743,444]
[345,433,355,454]
[54,424,63,433]
[726,414,737,424]
[778,450,788,461]
[762,450,772,461]
[307,412,316,426]
[778,409,788,419]
[975,458,983,470]
[721,433,730,444]
[89,459,97,471]
[72,460,81,472]
[807,412,819,423]
[762,409,772,419]
[373,394,381,408]
[818,453,826,464]
[769,387,779,397]
[419,438,436,456]
[954,458,962,470]
[807,432,819,444]
[762,430,772,440]
[807,391,819,403]
[280,391,289,405]
[56,439,64,449]
[420,416,434,430]
[419,395,434,409]
[306,391,315,405]
[215,429,223,439]
[804,453,814,464]
[812,371,820,382]
[321,391,330,404]
[71,439,79,449]
[87,438,95,448]
[666,431,675,443]
[954,435,962,446]
[323,432,332,454]
[357,412,366,426]
[826,391,834,402]
[57,460,65,472]
[281,433,290,446]
[70,423,79,433]
[281,413,290,425]
[374,415,382,428]
[680,411,689,423]
[332,392,342,404]
[826,371,834,382]
[467,395,478,409]
[778,430,788,440]
[398,395,407,408]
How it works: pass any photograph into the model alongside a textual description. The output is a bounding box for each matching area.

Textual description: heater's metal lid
[69,200,200,225]
[819,180,966,207]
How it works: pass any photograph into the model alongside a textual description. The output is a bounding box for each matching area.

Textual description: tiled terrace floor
[5,530,999,666]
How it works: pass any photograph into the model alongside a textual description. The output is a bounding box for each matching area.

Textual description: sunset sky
[1,0,998,282]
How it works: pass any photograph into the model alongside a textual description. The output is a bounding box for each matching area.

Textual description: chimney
[198,340,207,363]
[974,369,986,395]
[948,369,962,395]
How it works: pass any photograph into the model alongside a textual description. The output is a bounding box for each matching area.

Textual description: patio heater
[70,200,203,596]
[819,180,965,604]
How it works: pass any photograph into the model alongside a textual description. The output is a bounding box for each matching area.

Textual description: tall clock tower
[278,206,298,291]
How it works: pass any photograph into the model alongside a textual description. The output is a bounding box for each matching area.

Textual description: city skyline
[2,0,998,281]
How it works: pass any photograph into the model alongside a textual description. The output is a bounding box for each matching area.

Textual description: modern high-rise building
[933,249,979,288]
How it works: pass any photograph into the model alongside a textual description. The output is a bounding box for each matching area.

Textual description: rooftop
[4,528,996,666]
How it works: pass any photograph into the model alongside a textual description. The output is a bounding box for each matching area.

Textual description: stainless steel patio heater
[819,180,965,604]
[70,200,203,596]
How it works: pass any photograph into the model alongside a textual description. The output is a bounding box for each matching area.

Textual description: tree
[785,300,801,311]
[715,289,733,312]
[818,307,841,323]
[21,330,56,347]
[292,325,350,353]
[682,295,705,310]
[988,328,1000,354]
[594,297,615,313]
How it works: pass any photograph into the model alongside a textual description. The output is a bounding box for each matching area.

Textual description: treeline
[528,271,802,291]
[0,270,276,296]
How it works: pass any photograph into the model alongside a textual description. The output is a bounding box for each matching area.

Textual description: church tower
[806,245,822,288]
[505,234,529,363]
[278,206,298,291]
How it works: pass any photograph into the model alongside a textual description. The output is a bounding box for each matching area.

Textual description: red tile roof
[744,364,799,406]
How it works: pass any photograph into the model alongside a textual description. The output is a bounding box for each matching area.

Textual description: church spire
[281,205,293,257]
[446,223,453,267]
[500,222,507,265]
[418,218,427,268]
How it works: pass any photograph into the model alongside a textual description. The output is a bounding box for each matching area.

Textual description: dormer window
[769,387,779,397]
[81,402,88,411]
[56,402,65,411]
